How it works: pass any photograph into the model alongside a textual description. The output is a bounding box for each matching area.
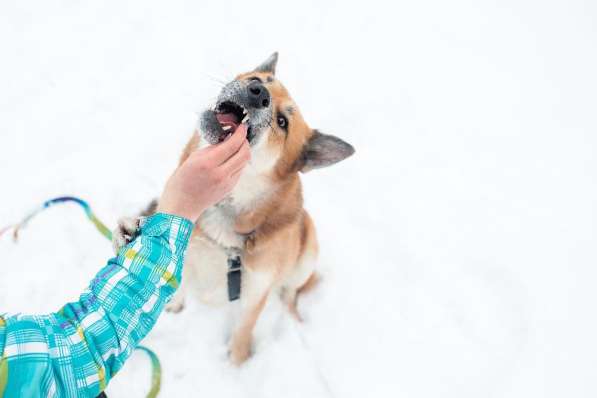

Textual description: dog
[113,53,354,365]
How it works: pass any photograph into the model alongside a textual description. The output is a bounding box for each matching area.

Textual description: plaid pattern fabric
[0,213,193,398]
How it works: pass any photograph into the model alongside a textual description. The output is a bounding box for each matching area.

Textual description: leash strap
[227,256,242,301]
[0,196,113,241]
[135,346,162,398]
[1,196,160,398]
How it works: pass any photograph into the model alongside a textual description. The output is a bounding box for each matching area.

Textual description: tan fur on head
[235,70,313,179]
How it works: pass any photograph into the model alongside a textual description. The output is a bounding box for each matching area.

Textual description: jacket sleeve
[0,212,193,398]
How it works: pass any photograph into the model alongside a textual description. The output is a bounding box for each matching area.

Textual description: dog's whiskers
[203,73,228,88]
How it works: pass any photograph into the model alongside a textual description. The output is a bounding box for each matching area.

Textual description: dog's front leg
[165,280,186,313]
[229,266,274,365]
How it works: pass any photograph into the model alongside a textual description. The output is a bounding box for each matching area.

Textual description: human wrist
[156,202,204,223]
[141,212,195,256]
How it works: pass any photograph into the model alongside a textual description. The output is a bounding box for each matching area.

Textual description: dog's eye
[248,76,262,83]
[277,115,288,130]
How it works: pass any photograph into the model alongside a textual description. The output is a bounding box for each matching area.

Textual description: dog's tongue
[216,113,239,132]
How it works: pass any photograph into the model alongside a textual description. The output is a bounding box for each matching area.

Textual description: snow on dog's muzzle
[199,80,270,145]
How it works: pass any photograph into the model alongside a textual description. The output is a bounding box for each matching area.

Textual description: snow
[1,0,596,397]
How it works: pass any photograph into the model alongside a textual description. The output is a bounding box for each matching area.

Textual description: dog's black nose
[247,80,270,109]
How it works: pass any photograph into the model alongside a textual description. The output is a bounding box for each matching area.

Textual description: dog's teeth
[222,125,232,131]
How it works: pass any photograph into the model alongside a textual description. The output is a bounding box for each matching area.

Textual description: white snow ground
[1,1,596,397]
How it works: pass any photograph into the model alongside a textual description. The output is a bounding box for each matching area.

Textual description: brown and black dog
[113,53,354,365]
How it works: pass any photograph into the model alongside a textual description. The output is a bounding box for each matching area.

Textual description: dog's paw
[228,338,252,366]
[112,216,141,254]
[165,299,185,314]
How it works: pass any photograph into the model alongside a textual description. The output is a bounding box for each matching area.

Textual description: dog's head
[199,53,354,176]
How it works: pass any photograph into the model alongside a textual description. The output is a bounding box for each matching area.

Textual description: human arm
[0,125,250,397]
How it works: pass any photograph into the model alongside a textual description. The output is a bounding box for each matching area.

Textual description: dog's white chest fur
[197,159,273,249]
[196,135,278,249]
[188,160,274,305]
[198,204,243,248]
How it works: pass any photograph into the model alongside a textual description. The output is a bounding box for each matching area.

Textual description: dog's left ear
[299,130,355,173]
[254,52,278,75]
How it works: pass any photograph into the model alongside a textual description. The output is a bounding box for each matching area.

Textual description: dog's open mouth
[215,101,252,142]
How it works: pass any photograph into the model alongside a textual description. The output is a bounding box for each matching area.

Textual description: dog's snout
[247,80,270,109]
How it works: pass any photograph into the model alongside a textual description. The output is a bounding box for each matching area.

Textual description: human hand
[157,124,250,221]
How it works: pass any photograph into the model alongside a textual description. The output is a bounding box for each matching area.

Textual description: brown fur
[179,70,318,276]
[172,66,343,365]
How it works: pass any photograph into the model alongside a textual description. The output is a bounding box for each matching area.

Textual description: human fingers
[218,140,251,176]
[204,124,248,166]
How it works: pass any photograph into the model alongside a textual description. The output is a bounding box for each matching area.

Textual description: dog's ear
[254,52,278,75]
[298,130,355,173]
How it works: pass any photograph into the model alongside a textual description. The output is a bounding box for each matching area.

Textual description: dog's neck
[197,167,302,252]
[229,160,275,212]
[197,163,276,250]
[195,135,303,251]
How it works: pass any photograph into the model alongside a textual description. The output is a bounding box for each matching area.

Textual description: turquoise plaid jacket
[0,213,193,398]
